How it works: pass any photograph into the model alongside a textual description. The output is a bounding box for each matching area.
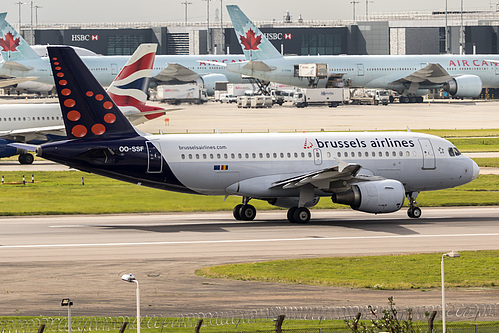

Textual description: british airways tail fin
[48,46,138,140]
[107,43,156,108]
[107,43,165,122]
[0,12,40,61]
[226,5,282,61]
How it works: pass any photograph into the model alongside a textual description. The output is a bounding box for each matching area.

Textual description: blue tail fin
[47,46,138,140]
[226,5,282,61]
[0,12,40,61]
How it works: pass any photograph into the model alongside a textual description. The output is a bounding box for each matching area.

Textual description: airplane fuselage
[1,54,247,88]
[228,54,499,92]
[39,131,478,199]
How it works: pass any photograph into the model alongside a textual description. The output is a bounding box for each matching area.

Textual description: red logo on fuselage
[449,59,499,67]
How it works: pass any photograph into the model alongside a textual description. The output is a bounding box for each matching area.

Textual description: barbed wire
[0,303,498,332]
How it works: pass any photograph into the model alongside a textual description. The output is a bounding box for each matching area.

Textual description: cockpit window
[448,147,461,157]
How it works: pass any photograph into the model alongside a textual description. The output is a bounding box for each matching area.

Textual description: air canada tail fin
[0,12,40,61]
[226,5,283,61]
[48,46,138,140]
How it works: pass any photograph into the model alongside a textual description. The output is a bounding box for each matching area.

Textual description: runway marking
[1,233,499,249]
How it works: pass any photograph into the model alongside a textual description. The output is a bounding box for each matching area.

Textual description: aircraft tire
[239,204,256,221]
[411,207,422,218]
[287,207,298,223]
[233,204,244,220]
[18,153,34,165]
[293,207,311,224]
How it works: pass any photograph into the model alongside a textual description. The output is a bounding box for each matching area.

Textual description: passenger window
[273,153,277,158]
[259,153,263,158]
[266,153,271,158]
[378,151,383,157]
[301,152,305,158]
[406,151,410,157]
[188,154,193,159]
[344,152,348,157]
[327,152,331,158]
[252,153,256,158]
[203,154,207,159]
[392,151,396,157]
[365,152,369,157]
[308,152,312,158]
[231,153,235,159]
[372,151,376,157]
[358,152,362,157]
[294,152,298,158]
[181,154,185,159]
[337,152,341,157]
[245,153,249,158]
[210,154,213,159]
[217,153,221,159]
[399,151,403,157]
[196,154,200,159]
[287,152,291,158]
[385,151,389,157]
[224,153,228,159]
[238,153,242,159]
[280,153,284,158]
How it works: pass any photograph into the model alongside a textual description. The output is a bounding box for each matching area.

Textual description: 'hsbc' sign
[71,34,100,42]
[263,32,293,41]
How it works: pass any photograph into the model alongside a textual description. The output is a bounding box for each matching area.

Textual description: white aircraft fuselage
[228,54,499,92]
[1,54,246,88]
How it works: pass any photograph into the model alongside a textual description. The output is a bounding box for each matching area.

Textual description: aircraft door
[418,138,436,170]
[357,64,365,76]
[313,148,322,165]
[146,140,163,173]
[111,63,118,76]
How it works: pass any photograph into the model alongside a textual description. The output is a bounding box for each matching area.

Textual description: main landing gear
[287,207,311,223]
[233,197,257,221]
[407,192,422,218]
[18,153,34,165]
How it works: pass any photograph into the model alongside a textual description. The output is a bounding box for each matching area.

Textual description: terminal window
[108,35,145,55]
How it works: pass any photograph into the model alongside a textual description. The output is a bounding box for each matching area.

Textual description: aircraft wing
[271,159,365,191]
[0,125,65,138]
[392,63,452,85]
[153,63,201,82]
[0,76,38,88]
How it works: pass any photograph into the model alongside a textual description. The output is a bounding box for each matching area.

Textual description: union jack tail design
[107,44,164,120]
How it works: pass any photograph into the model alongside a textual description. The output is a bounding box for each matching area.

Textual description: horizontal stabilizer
[8,142,39,152]
[242,61,276,72]
[0,76,38,88]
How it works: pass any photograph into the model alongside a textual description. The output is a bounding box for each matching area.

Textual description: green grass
[0,172,498,215]
[473,158,499,167]
[447,138,499,152]
[195,250,499,290]
[413,129,499,138]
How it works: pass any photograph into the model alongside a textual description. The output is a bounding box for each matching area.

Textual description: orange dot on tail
[95,94,104,101]
[55,66,61,70]
[103,101,113,109]
[54,62,59,65]
[104,113,116,123]
[61,88,71,96]
[59,80,67,86]
[67,110,81,121]
[57,72,64,77]
[92,123,106,135]
[52,57,57,61]
[72,125,87,137]
[64,99,76,108]
[86,91,94,97]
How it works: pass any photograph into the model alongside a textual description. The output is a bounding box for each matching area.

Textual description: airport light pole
[181,1,192,23]
[121,274,140,333]
[203,0,212,54]
[445,0,449,53]
[350,0,360,21]
[441,251,460,333]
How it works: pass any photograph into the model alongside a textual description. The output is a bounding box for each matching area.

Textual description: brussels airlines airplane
[226,5,499,103]
[1,44,166,164]
[14,46,479,223]
[0,12,245,94]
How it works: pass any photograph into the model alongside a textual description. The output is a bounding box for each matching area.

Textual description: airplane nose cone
[471,159,480,180]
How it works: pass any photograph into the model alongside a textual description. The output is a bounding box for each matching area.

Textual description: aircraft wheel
[293,207,311,224]
[233,204,244,220]
[410,96,417,103]
[408,207,422,218]
[18,153,34,165]
[239,204,256,221]
[287,207,298,223]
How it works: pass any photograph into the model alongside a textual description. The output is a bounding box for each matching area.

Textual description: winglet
[226,5,283,61]
[0,12,40,61]
[48,46,138,140]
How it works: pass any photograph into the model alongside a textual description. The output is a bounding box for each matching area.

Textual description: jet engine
[267,197,320,209]
[200,74,228,96]
[16,81,54,93]
[443,75,482,98]
[331,179,405,214]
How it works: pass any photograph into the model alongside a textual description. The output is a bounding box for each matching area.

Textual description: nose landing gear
[407,192,422,218]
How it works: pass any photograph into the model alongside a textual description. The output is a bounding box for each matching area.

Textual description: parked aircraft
[226,5,499,102]
[1,44,166,164]
[14,46,479,223]
[0,12,246,94]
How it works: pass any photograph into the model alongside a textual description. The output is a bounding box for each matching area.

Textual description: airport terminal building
[21,9,499,57]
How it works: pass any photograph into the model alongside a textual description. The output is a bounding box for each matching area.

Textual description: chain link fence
[1,303,498,332]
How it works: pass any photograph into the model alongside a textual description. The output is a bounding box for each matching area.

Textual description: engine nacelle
[443,75,482,98]
[200,74,228,96]
[331,179,405,214]
[267,197,320,209]
[16,81,54,93]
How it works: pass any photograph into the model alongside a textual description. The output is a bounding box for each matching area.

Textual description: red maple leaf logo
[239,29,262,51]
[0,32,20,53]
